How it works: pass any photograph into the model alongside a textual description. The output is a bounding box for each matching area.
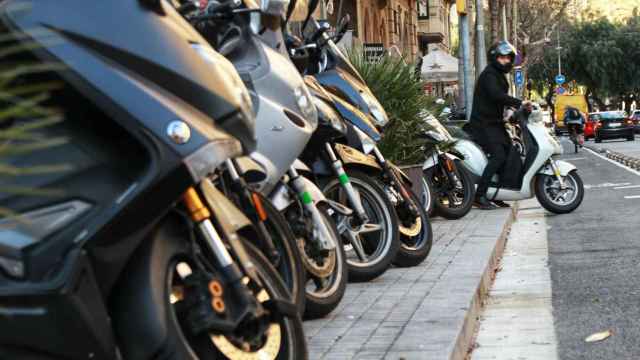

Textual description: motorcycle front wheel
[391,184,433,267]
[423,159,475,220]
[113,219,307,360]
[323,170,400,282]
[535,170,584,214]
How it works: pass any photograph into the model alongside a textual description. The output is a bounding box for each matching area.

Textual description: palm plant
[347,47,440,165]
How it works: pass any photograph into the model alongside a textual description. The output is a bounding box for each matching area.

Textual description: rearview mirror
[332,14,350,43]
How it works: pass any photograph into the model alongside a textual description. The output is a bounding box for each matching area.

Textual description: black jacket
[469,64,522,144]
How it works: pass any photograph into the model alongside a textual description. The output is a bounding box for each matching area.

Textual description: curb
[451,202,519,360]
[585,144,640,171]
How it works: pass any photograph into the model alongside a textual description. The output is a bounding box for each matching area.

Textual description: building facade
[324,0,420,60]
[416,0,453,54]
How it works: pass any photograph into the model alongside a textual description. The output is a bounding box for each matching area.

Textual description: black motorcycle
[0,1,306,359]
[290,14,433,269]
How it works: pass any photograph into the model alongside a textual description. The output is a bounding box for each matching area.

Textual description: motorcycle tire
[252,193,307,316]
[424,160,475,220]
[392,187,433,268]
[302,204,348,319]
[535,170,584,214]
[112,216,308,360]
[323,169,400,283]
[420,176,435,217]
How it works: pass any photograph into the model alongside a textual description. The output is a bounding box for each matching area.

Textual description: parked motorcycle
[419,113,475,219]
[0,1,306,359]
[298,75,401,282]
[458,107,585,214]
[293,16,433,269]
[178,0,348,318]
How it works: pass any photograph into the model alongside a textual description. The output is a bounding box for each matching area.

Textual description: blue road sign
[515,69,524,87]
[556,86,566,95]
[555,74,566,85]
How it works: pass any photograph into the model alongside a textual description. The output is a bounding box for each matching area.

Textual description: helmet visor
[496,42,516,56]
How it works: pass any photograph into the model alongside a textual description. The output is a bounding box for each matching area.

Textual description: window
[417,0,429,20]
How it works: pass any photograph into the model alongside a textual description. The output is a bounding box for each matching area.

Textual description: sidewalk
[304,205,517,360]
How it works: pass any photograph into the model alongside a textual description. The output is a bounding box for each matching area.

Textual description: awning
[420,47,459,83]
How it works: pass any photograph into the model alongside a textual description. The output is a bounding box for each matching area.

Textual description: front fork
[224,159,281,266]
[549,159,567,189]
[324,143,369,224]
[287,166,336,251]
[372,146,420,217]
[182,186,259,315]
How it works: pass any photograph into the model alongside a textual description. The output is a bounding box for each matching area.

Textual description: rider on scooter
[563,106,585,145]
[468,41,531,210]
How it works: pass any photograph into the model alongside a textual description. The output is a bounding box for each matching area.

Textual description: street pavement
[305,206,514,360]
[472,137,640,359]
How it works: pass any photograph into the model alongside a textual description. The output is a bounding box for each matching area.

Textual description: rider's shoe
[474,195,497,210]
[492,200,510,208]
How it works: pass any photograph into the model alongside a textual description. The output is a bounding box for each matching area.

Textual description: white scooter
[452,107,585,214]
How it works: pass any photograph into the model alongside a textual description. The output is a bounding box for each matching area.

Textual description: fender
[538,160,577,177]
[200,179,253,235]
[422,152,462,170]
[269,176,329,212]
[388,161,413,186]
[334,143,382,171]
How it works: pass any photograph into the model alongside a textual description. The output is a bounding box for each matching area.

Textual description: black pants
[477,142,509,197]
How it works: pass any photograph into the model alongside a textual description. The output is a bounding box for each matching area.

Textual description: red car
[585,113,599,139]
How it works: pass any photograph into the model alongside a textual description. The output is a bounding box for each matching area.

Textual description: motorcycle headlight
[361,91,389,128]
[294,86,318,122]
[312,97,347,134]
[354,127,376,154]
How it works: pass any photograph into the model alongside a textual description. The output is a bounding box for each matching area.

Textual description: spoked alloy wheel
[298,205,348,319]
[170,241,306,360]
[254,193,307,315]
[387,182,433,267]
[535,170,584,214]
[112,218,306,360]
[423,160,474,220]
[323,170,399,282]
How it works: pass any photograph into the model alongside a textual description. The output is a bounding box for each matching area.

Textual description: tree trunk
[545,82,555,120]
[505,0,512,43]
[489,0,499,44]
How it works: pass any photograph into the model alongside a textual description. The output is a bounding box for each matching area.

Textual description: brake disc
[297,238,336,278]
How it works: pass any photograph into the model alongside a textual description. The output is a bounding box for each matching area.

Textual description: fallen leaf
[585,330,613,343]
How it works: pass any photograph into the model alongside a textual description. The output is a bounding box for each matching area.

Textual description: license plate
[609,122,621,128]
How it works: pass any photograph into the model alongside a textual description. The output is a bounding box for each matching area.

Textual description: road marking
[564,157,587,161]
[584,148,640,177]
[614,185,640,190]
[624,195,640,199]
[584,182,631,189]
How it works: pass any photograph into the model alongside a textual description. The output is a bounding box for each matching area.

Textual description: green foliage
[528,13,640,110]
[347,48,439,165]
[0,37,69,217]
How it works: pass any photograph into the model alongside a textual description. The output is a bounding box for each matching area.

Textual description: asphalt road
[548,138,640,359]
[586,134,640,158]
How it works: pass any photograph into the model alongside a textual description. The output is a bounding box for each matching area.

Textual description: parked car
[594,111,635,143]
[629,110,640,133]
